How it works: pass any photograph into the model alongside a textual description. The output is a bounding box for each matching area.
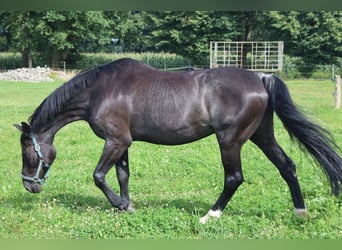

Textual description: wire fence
[1,52,341,80]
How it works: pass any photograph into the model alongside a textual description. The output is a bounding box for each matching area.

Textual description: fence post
[335,75,341,109]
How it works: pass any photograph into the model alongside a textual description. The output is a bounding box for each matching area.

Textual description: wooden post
[335,75,341,109]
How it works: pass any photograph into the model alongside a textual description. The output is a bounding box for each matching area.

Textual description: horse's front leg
[116,149,134,212]
[93,140,131,211]
[200,141,244,224]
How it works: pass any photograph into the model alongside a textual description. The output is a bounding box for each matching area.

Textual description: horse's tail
[258,73,342,196]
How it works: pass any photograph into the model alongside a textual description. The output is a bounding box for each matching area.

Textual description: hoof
[118,202,135,213]
[200,209,222,224]
[126,203,135,213]
[294,208,308,217]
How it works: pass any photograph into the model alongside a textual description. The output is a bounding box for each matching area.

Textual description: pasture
[0,78,341,239]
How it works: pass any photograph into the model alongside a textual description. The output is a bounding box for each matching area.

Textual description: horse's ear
[13,123,23,132]
[13,122,31,134]
[21,122,31,134]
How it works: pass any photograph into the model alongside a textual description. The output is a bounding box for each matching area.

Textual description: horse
[14,58,342,224]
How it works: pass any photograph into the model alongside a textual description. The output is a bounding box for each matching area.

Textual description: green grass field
[0,79,341,239]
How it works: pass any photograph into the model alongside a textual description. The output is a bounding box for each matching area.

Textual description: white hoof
[294,208,308,217]
[127,203,135,213]
[200,209,222,224]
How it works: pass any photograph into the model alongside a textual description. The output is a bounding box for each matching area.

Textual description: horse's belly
[131,123,213,145]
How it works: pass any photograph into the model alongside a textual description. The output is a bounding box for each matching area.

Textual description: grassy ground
[0,79,341,239]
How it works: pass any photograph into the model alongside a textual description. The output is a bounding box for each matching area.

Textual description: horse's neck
[32,109,86,145]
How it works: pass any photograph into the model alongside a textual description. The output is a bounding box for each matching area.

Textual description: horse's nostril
[23,181,42,193]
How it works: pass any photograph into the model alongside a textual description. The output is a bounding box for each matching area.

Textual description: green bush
[0,52,21,70]
[0,52,47,70]
[279,56,341,80]
[76,52,192,70]
[0,52,192,71]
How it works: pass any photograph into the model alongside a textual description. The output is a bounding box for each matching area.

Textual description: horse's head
[14,122,56,193]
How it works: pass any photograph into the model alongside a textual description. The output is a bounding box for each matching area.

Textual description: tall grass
[76,52,192,70]
[0,52,22,70]
[0,52,192,71]
[0,79,341,239]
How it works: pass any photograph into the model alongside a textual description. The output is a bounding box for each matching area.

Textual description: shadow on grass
[133,197,212,215]
[6,190,301,220]
[5,191,212,216]
[4,192,108,212]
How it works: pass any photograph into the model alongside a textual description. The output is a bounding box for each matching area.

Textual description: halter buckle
[34,143,41,152]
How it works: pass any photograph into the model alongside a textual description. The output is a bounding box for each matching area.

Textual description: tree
[150,11,240,65]
[0,11,112,68]
[0,11,42,67]
[110,11,154,52]
[36,11,112,68]
[266,11,342,74]
[229,11,261,68]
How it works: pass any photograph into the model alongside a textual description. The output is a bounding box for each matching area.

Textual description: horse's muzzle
[23,180,42,193]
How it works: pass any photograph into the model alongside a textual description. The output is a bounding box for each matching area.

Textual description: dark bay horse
[14,58,342,223]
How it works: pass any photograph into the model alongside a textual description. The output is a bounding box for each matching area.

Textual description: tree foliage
[0,11,112,68]
[266,11,342,73]
[35,11,111,67]
[0,11,341,70]
[0,12,41,67]
[149,11,240,64]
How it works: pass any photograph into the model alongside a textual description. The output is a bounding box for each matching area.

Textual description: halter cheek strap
[21,133,51,185]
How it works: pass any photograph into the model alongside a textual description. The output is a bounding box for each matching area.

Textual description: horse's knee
[93,172,105,188]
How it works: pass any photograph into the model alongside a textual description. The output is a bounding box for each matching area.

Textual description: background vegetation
[0,52,341,80]
[1,9,341,241]
[0,52,193,74]
[0,78,341,239]
[0,11,341,76]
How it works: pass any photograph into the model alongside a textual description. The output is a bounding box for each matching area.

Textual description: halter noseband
[21,133,51,185]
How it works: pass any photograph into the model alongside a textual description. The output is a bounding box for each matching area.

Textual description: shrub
[0,52,21,70]
[75,52,192,70]
[279,56,341,80]
[0,52,192,71]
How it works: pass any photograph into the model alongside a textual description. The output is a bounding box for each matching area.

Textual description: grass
[0,79,341,239]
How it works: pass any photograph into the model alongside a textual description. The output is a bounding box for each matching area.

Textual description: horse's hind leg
[115,149,134,212]
[250,115,307,217]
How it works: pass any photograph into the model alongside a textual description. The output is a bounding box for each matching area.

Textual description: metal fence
[210,41,284,72]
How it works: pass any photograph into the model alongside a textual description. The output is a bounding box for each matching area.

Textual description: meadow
[0,77,341,239]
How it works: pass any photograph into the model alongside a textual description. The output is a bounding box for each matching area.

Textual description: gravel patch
[0,67,58,82]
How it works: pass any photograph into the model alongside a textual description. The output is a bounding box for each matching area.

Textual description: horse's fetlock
[118,200,134,213]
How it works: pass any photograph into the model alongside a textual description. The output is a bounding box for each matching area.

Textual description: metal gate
[210,41,284,72]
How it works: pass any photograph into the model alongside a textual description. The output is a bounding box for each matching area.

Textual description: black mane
[28,60,126,130]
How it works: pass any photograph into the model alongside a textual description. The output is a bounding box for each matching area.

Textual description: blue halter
[21,133,51,185]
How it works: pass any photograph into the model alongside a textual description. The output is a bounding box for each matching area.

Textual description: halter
[21,133,51,185]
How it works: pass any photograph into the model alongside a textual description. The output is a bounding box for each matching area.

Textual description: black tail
[259,73,342,196]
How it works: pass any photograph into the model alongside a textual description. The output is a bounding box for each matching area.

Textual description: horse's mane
[29,59,135,130]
